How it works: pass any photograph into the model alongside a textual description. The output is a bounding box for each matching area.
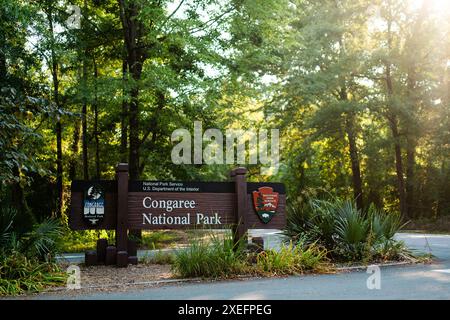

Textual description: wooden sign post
[231,167,248,245]
[69,164,286,267]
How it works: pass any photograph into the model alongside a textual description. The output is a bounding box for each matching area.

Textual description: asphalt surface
[40,233,450,299]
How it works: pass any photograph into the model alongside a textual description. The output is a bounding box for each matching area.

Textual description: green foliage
[0,252,66,296]
[0,210,66,296]
[18,218,63,260]
[172,231,329,278]
[172,232,247,279]
[284,197,411,262]
[57,229,114,253]
[255,242,328,275]
[1,216,63,261]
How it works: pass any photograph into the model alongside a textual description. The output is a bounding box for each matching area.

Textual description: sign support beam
[116,163,129,266]
[231,167,248,246]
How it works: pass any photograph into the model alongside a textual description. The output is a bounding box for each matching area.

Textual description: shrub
[284,197,411,262]
[0,209,66,295]
[172,230,330,278]
[334,200,370,261]
[255,242,328,275]
[0,252,66,296]
[172,232,247,278]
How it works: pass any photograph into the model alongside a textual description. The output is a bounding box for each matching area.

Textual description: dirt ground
[32,263,176,297]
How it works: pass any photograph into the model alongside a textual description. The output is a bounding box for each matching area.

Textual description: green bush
[256,242,328,275]
[284,198,411,262]
[172,231,330,278]
[172,232,247,278]
[1,209,66,295]
[0,252,66,296]
[1,215,63,261]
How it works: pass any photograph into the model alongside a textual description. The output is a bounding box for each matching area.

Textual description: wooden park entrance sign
[69,164,286,267]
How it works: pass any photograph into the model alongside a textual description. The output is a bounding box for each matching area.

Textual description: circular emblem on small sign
[83,184,105,226]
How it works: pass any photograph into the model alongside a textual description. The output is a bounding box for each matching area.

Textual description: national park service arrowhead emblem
[252,187,279,224]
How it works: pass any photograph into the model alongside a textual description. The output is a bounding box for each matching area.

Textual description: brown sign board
[70,180,286,230]
[69,165,286,267]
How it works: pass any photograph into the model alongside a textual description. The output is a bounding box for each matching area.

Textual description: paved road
[43,233,450,300]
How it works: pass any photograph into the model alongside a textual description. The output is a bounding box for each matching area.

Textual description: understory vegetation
[0,209,66,296]
[171,232,330,279]
[284,198,416,263]
[171,198,421,279]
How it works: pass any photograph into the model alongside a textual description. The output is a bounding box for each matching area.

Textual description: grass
[138,230,184,249]
[172,232,247,278]
[255,242,330,275]
[0,252,67,296]
[57,229,114,253]
[171,231,331,279]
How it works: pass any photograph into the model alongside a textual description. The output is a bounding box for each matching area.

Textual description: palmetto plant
[284,197,409,262]
[334,200,370,260]
[18,218,63,260]
[0,207,65,295]
[1,213,63,261]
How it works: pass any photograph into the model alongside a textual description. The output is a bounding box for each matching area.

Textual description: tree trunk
[390,115,407,219]
[405,133,416,218]
[339,87,364,211]
[93,57,100,179]
[119,0,147,240]
[47,8,63,217]
[385,12,407,218]
[82,55,89,181]
[69,119,81,180]
[345,113,364,211]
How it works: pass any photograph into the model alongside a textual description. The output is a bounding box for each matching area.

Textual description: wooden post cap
[116,163,129,172]
[230,167,247,177]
